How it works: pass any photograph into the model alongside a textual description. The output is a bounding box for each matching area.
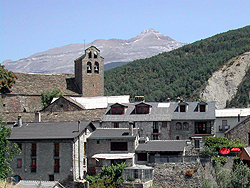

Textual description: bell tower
[74,46,104,97]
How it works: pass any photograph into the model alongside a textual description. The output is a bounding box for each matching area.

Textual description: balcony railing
[219,125,230,132]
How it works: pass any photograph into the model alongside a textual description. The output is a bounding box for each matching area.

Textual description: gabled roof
[8,121,94,140]
[136,140,186,152]
[102,101,215,122]
[88,128,136,139]
[17,180,64,188]
[135,102,152,107]
[7,73,81,96]
[110,103,128,108]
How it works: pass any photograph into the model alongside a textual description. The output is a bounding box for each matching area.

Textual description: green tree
[0,64,17,93]
[231,160,250,188]
[86,162,127,188]
[0,118,20,179]
[41,89,62,108]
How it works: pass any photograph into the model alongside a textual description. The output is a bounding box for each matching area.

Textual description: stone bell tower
[74,46,104,97]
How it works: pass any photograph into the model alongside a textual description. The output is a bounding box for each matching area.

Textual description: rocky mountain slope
[2,29,185,74]
[201,52,250,109]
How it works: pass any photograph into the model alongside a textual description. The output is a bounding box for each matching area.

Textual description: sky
[0,0,250,63]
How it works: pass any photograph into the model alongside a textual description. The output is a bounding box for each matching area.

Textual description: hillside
[2,29,185,74]
[104,26,250,108]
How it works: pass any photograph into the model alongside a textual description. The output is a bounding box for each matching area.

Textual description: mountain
[104,26,250,109]
[1,29,185,74]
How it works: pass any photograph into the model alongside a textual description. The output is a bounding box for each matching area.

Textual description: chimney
[18,116,22,127]
[166,97,171,102]
[134,96,145,103]
[35,112,41,122]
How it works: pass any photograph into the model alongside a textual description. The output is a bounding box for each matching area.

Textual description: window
[94,62,99,74]
[152,134,158,140]
[200,105,206,112]
[113,122,119,128]
[111,106,125,115]
[17,143,22,151]
[30,158,36,172]
[153,122,159,133]
[54,159,60,173]
[111,142,127,151]
[136,105,150,114]
[97,140,100,144]
[94,51,98,58]
[183,122,189,130]
[17,159,22,168]
[195,122,211,134]
[54,143,59,157]
[180,105,186,112]
[49,175,54,181]
[88,51,92,58]
[176,122,182,130]
[137,153,147,161]
[176,136,180,140]
[195,140,200,148]
[31,143,36,156]
[87,62,92,73]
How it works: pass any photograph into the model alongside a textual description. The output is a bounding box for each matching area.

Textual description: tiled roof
[9,73,81,95]
[102,101,215,122]
[136,140,186,152]
[2,108,106,124]
[8,121,92,140]
[88,128,136,139]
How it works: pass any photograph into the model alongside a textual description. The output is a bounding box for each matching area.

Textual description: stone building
[101,101,216,146]
[225,115,250,146]
[8,120,96,182]
[1,46,105,124]
[86,128,139,175]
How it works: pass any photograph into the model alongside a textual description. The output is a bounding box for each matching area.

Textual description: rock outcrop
[201,52,250,109]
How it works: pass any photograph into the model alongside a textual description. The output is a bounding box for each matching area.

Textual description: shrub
[212,156,227,165]
[185,169,194,177]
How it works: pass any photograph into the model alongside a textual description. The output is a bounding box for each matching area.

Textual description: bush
[212,156,227,165]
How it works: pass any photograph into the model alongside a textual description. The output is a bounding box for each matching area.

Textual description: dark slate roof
[9,73,81,96]
[172,101,215,120]
[102,101,215,122]
[8,121,92,140]
[136,140,186,152]
[2,108,106,124]
[88,128,136,139]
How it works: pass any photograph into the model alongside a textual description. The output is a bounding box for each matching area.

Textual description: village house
[86,128,139,175]
[8,120,96,182]
[215,108,250,137]
[101,101,216,148]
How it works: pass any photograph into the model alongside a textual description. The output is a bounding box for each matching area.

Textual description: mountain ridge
[2,29,185,74]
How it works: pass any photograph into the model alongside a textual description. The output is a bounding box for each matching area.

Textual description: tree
[0,118,20,179]
[0,64,17,93]
[86,162,127,188]
[41,89,62,108]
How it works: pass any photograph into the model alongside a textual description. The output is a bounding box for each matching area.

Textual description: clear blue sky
[1,0,249,62]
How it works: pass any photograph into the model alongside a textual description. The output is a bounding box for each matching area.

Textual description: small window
[54,143,59,157]
[111,106,125,115]
[200,105,206,112]
[113,122,119,128]
[176,122,182,130]
[137,153,147,161]
[136,105,150,114]
[17,159,22,168]
[183,122,189,130]
[176,136,180,140]
[97,140,100,144]
[88,51,92,58]
[152,134,158,140]
[49,175,54,181]
[111,142,127,151]
[87,62,92,73]
[54,159,60,173]
[94,62,99,74]
[180,105,186,112]
[94,51,98,58]
[30,158,36,173]
[153,122,159,133]
[31,143,36,156]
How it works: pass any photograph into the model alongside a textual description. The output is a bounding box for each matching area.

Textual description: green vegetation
[41,89,62,108]
[0,64,17,94]
[86,162,127,188]
[104,26,250,105]
[201,136,245,158]
[0,118,20,180]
